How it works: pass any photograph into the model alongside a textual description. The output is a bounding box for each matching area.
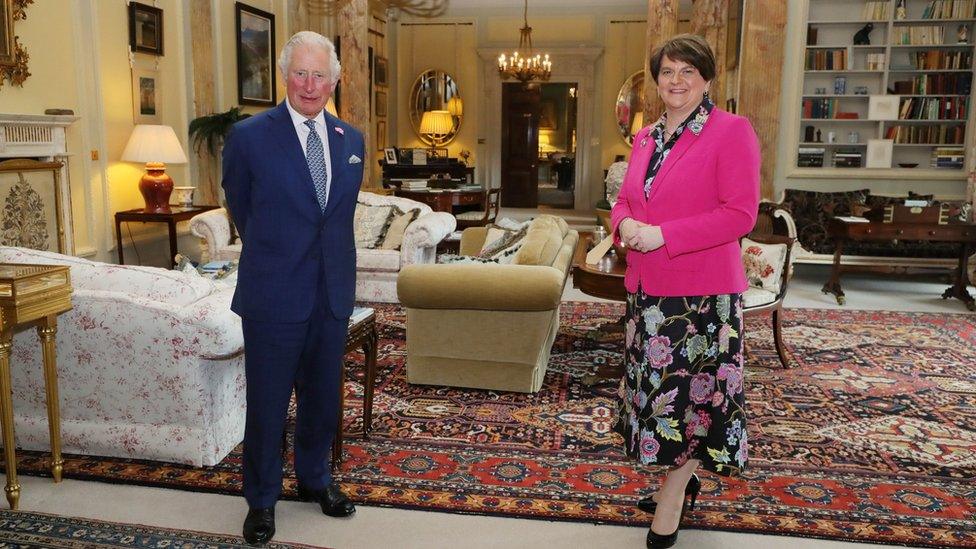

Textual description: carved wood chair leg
[772,308,789,368]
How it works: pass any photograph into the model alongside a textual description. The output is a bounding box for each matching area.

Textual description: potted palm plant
[188,107,251,243]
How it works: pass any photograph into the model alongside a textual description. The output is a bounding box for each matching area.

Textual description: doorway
[537,83,577,209]
[500,82,578,209]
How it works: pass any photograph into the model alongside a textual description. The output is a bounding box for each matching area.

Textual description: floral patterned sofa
[190,191,456,303]
[0,246,244,467]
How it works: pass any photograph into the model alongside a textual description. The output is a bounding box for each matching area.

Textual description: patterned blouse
[643,97,715,198]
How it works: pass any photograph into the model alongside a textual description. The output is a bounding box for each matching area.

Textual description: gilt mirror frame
[409,68,462,146]
[615,70,645,146]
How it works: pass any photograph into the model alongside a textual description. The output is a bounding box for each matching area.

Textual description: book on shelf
[907,73,973,95]
[894,26,946,46]
[862,1,890,20]
[805,49,848,70]
[866,53,887,71]
[921,0,976,19]
[798,147,826,168]
[885,124,966,143]
[898,96,969,119]
[911,50,972,70]
[833,149,863,168]
[930,146,966,168]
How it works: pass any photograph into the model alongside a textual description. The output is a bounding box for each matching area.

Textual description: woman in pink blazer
[610,34,760,549]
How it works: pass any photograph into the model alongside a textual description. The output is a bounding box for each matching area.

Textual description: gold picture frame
[0,0,31,87]
[0,159,67,253]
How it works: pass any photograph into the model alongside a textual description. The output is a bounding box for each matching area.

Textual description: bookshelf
[796,0,976,177]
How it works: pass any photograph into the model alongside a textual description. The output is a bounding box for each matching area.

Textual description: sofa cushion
[437,254,500,264]
[743,287,777,308]
[514,215,567,266]
[380,207,421,250]
[354,202,396,249]
[781,188,869,255]
[356,248,401,272]
[741,237,787,294]
[0,246,215,306]
[479,225,527,264]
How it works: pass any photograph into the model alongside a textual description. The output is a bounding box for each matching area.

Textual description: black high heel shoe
[645,476,701,549]
[636,473,700,513]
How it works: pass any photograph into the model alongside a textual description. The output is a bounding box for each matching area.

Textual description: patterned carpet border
[0,510,326,548]
[9,304,976,548]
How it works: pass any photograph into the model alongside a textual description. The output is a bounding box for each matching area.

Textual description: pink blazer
[611,108,760,297]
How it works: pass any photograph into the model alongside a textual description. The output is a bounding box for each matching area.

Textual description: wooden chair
[455,188,500,229]
[742,232,795,368]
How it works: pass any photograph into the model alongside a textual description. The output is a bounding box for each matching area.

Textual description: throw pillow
[354,202,396,249]
[741,237,788,294]
[478,225,528,264]
[380,207,421,250]
[437,254,500,264]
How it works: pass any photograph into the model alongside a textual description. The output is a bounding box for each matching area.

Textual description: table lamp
[630,111,644,137]
[419,110,454,147]
[121,124,189,213]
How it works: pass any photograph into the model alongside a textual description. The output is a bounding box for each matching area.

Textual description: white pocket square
[349,155,362,164]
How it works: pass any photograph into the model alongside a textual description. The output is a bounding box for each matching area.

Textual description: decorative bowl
[897,163,918,168]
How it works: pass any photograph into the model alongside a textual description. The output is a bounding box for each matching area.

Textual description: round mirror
[615,70,645,146]
[410,69,462,146]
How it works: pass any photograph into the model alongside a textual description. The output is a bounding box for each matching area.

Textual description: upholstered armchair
[189,208,241,262]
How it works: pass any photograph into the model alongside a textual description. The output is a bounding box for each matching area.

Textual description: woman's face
[656,55,710,113]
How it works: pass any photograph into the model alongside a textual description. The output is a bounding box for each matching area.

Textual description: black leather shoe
[637,473,700,513]
[243,507,275,547]
[297,482,356,517]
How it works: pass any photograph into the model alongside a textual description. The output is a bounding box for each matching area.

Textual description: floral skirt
[616,290,747,476]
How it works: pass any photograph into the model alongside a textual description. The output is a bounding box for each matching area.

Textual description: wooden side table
[571,233,627,386]
[0,264,73,509]
[331,308,378,469]
[114,205,219,266]
[824,218,976,310]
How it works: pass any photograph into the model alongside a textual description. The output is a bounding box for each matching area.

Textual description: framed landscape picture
[128,1,163,56]
[235,2,276,106]
[131,67,161,124]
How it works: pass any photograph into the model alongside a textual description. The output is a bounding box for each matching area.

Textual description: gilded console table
[0,264,73,509]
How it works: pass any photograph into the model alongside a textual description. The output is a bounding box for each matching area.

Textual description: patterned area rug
[11,304,976,548]
[0,510,324,548]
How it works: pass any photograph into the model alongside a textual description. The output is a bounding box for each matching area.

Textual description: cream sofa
[397,215,578,393]
[0,245,245,467]
[189,192,456,303]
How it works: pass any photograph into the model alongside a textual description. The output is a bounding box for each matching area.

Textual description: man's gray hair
[277,31,341,85]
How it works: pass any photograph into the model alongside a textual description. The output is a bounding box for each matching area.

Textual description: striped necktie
[304,119,329,211]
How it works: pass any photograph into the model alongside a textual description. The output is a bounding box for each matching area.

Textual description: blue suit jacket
[221,102,364,322]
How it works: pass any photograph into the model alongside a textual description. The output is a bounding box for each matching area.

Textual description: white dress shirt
[285,99,333,199]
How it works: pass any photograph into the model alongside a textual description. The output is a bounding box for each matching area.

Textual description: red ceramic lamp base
[140,162,173,213]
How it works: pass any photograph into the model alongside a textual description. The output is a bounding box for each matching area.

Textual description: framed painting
[0,0,15,66]
[235,2,276,106]
[376,119,386,151]
[374,55,388,87]
[375,90,387,117]
[128,1,163,56]
[0,159,67,253]
[131,68,161,124]
[726,0,744,70]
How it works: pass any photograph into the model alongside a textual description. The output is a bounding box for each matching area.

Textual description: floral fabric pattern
[617,290,748,476]
[643,97,714,197]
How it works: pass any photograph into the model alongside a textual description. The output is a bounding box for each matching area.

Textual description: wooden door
[501,84,540,207]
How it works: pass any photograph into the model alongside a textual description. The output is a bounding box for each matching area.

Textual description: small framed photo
[384,147,397,164]
[374,55,388,87]
[375,90,387,117]
[833,75,847,95]
[868,95,899,120]
[235,2,276,106]
[128,2,164,56]
[376,119,386,152]
[131,68,161,124]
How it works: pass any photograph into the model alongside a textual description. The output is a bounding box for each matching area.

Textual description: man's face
[285,44,335,118]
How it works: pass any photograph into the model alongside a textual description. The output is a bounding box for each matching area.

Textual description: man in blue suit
[222,31,362,546]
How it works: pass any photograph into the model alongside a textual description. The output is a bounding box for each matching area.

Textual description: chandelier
[497,0,552,85]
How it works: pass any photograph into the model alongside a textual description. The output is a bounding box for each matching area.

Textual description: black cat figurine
[853,23,873,45]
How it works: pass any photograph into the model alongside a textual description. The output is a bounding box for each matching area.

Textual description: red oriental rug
[12,304,976,548]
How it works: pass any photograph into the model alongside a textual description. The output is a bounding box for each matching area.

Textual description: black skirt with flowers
[616,290,748,477]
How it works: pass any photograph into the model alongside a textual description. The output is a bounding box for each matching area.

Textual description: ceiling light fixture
[497,0,551,86]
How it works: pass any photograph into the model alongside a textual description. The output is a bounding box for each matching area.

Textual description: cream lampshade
[447,95,464,118]
[121,124,188,213]
[325,96,338,117]
[419,110,454,146]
